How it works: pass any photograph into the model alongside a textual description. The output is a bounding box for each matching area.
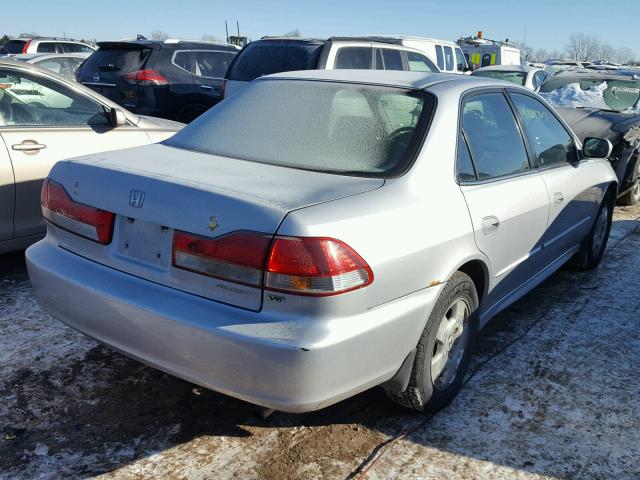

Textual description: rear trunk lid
[77,42,156,109]
[48,143,383,310]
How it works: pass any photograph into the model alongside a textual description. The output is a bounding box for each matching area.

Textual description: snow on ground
[1,205,639,480]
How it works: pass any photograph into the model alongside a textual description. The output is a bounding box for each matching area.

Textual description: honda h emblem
[92,72,100,82]
[129,190,145,208]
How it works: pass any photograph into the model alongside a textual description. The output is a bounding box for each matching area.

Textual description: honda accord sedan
[26,70,617,413]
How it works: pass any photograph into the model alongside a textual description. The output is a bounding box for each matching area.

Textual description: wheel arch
[452,256,490,305]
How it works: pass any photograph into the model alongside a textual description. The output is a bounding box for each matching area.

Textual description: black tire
[617,155,640,206]
[176,104,209,124]
[571,190,614,270]
[386,271,479,413]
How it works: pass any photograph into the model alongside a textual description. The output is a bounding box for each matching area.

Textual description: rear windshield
[78,46,152,78]
[226,41,324,82]
[473,70,527,86]
[539,77,640,112]
[166,80,434,176]
[1,40,27,54]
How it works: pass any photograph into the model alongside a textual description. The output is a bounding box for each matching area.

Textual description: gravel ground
[1,204,639,480]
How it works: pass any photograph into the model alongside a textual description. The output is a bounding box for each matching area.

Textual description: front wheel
[617,156,640,206]
[571,192,613,270]
[386,271,479,413]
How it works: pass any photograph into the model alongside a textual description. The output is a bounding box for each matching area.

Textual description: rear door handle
[200,85,213,90]
[12,141,47,152]
[554,192,564,205]
[481,215,500,235]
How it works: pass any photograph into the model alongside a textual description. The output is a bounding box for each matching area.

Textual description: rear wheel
[617,156,640,206]
[571,191,614,270]
[386,271,479,412]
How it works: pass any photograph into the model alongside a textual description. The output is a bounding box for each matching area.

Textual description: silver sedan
[0,59,183,254]
[26,70,617,413]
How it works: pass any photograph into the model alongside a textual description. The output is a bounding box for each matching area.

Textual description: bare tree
[533,48,549,63]
[595,42,616,63]
[284,29,301,37]
[518,43,534,63]
[150,30,170,41]
[566,33,600,61]
[615,47,637,65]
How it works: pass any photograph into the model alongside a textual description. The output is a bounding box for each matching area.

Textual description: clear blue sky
[4,0,640,54]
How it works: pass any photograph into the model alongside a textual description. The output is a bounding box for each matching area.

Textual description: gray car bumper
[26,240,439,412]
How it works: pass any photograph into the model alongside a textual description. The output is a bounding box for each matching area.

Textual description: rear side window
[444,46,454,71]
[406,52,437,72]
[195,51,236,78]
[457,133,476,181]
[78,47,152,79]
[380,49,403,71]
[510,93,577,167]
[335,47,372,69]
[435,45,444,70]
[167,80,434,177]
[37,42,57,53]
[1,40,27,54]
[61,43,93,53]
[462,93,530,179]
[226,41,324,81]
[173,51,195,74]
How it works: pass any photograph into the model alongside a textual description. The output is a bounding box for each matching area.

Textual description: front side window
[510,93,577,167]
[195,51,236,78]
[406,52,437,72]
[455,48,467,71]
[0,68,110,127]
[462,93,530,179]
[435,45,444,70]
[167,80,434,176]
[444,46,454,71]
[335,47,373,69]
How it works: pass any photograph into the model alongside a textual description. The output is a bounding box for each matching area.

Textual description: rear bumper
[26,240,440,412]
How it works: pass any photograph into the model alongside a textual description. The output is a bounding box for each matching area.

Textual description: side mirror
[109,107,127,127]
[583,137,613,159]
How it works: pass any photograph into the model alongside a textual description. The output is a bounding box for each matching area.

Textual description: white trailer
[457,32,522,70]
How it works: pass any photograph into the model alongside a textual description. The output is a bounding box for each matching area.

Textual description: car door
[0,136,14,241]
[0,65,150,238]
[458,91,550,306]
[508,91,600,261]
[193,50,237,106]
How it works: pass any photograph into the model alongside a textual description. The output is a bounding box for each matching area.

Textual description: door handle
[481,215,500,235]
[554,192,564,205]
[12,141,47,153]
[200,85,214,90]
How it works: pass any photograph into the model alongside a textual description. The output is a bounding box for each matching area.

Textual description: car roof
[473,65,538,73]
[97,38,239,50]
[261,69,515,91]
[9,53,91,61]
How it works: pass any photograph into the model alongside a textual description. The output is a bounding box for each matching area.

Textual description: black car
[76,38,239,123]
[540,70,640,205]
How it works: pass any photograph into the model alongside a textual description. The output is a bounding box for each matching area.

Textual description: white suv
[224,36,441,97]
[0,37,96,56]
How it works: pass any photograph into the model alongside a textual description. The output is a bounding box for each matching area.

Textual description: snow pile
[540,81,610,109]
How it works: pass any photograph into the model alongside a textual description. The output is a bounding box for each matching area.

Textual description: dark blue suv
[77,38,239,123]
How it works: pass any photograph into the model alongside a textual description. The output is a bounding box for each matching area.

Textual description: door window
[195,51,236,78]
[0,68,110,127]
[36,42,56,53]
[406,52,437,72]
[457,133,476,181]
[435,45,444,70]
[510,92,577,167]
[462,93,530,179]
[532,71,547,89]
[455,48,467,71]
[334,47,372,69]
[173,51,196,74]
[444,46,454,71]
[378,48,403,71]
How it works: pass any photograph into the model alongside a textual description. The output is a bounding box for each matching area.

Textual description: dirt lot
[1,205,639,480]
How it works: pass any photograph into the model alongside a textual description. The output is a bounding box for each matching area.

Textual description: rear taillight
[172,230,272,287]
[172,231,373,296]
[21,40,31,53]
[122,69,169,86]
[266,237,373,296]
[41,179,115,244]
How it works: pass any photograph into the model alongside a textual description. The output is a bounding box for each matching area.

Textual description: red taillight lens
[122,69,169,86]
[266,237,373,296]
[21,40,32,53]
[172,230,272,287]
[41,179,115,244]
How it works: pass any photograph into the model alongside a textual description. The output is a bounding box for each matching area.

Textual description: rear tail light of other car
[122,69,169,86]
[21,40,32,53]
[40,179,115,244]
[172,231,373,296]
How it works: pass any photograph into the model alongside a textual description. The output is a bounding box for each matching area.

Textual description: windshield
[166,79,434,176]
[473,70,527,86]
[539,77,640,112]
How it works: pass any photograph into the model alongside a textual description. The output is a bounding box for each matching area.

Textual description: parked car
[471,65,550,90]
[7,53,91,79]
[76,38,239,123]
[372,36,468,74]
[0,59,183,254]
[0,37,95,55]
[223,36,440,97]
[539,70,640,204]
[27,70,617,414]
